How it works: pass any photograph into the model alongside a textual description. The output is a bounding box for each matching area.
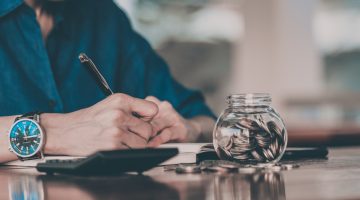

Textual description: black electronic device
[36,148,178,176]
[282,147,328,159]
[196,144,328,163]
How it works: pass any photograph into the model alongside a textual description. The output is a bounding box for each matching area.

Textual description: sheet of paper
[158,143,208,153]
[158,143,210,165]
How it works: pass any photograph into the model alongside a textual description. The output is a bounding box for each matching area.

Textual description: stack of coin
[216,115,286,163]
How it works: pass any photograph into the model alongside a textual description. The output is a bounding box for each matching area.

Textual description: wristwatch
[8,112,45,161]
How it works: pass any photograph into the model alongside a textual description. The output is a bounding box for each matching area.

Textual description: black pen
[78,53,114,96]
[79,53,142,119]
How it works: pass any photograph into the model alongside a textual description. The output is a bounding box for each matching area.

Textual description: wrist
[185,119,202,142]
[187,116,215,142]
[40,113,67,155]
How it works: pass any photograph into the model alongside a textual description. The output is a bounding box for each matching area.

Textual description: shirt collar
[0,0,23,18]
[0,0,66,21]
[0,0,70,38]
[47,1,71,38]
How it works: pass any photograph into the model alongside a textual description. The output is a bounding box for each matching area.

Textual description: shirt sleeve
[117,12,215,119]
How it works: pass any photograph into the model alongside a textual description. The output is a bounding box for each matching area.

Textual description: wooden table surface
[0,147,360,200]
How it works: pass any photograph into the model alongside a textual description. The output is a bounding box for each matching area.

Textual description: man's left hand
[145,96,202,147]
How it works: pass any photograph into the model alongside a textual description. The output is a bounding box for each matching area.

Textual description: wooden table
[0,147,360,200]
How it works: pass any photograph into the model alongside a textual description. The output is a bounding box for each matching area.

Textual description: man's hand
[42,94,158,156]
[145,96,202,147]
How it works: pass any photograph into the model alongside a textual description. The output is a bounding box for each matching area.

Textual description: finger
[150,102,177,134]
[145,96,161,105]
[126,116,154,141]
[127,97,158,121]
[148,129,173,147]
[99,127,131,151]
[121,130,148,149]
[106,94,159,121]
[151,116,172,136]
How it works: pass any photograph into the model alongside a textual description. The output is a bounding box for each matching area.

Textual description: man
[0,0,215,163]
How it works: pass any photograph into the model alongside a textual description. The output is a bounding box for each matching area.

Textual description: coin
[203,166,235,173]
[219,163,239,170]
[265,165,282,172]
[280,164,300,170]
[233,153,250,160]
[175,165,201,174]
[217,146,232,159]
[267,121,282,137]
[163,165,178,171]
[238,167,258,174]
[255,115,271,134]
[237,118,261,131]
[225,136,234,150]
[251,150,264,161]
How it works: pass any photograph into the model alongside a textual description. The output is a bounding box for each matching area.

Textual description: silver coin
[233,154,250,160]
[262,148,275,161]
[230,149,249,155]
[225,136,234,150]
[218,163,239,170]
[203,166,235,173]
[266,165,282,172]
[270,139,279,155]
[163,165,177,171]
[256,138,271,149]
[267,121,282,137]
[255,115,271,134]
[237,118,261,131]
[251,150,264,161]
[217,146,232,159]
[175,165,201,174]
[280,164,300,170]
[232,142,253,150]
[238,167,258,174]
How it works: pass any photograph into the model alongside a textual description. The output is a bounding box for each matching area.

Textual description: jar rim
[227,93,272,106]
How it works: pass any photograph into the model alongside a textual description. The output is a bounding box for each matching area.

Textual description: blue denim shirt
[0,0,214,118]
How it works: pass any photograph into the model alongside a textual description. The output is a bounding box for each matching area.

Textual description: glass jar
[213,94,288,164]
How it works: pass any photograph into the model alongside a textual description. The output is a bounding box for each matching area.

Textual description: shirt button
[49,100,56,108]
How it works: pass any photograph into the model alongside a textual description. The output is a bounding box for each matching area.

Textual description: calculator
[36,148,178,176]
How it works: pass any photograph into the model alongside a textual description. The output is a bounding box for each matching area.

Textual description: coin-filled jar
[213,94,288,164]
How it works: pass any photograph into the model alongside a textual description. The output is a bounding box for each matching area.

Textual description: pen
[78,53,114,96]
[79,53,142,119]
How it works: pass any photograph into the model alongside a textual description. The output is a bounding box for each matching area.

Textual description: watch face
[9,119,43,158]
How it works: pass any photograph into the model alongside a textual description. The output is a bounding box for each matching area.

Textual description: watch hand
[16,129,25,138]
[23,135,38,139]
[25,125,30,137]
[23,128,27,137]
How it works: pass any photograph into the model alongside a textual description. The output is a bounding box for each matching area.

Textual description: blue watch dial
[9,119,43,157]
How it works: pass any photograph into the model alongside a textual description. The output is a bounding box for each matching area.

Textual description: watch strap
[19,152,43,161]
[15,112,42,123]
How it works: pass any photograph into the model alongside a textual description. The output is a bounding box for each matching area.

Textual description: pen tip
[79,53,89,63]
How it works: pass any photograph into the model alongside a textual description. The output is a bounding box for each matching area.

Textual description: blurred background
[115,0,360,146]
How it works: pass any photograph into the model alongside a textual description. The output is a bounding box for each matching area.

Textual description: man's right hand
[41,94,158,156]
